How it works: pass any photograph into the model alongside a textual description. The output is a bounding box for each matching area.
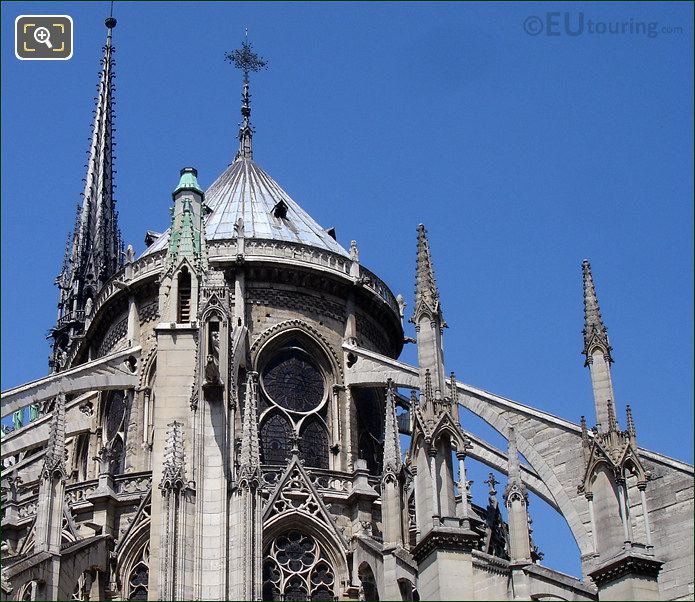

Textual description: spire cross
[225,37,267,160]
[225,38,267,84]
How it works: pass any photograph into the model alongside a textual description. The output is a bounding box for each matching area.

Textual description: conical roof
[144,157,349,258]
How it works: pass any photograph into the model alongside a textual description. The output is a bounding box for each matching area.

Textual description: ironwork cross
[225,39,268,83]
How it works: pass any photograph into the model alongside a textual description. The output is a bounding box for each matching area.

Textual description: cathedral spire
[581,260,617,432]
[225,36,267,161]
[411,224,444,325]
[50,14,122,371]
[582,259,612,364]
[410,224,447,407]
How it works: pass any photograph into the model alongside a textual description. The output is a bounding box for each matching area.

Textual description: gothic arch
[297,416,330,470]
[250,319,343,381]
[136,345,157,391]
[357,561,379,601]
[115,510,151,600]
[260,410,294,466]
[263,512,349,591]
[457,391,593,557]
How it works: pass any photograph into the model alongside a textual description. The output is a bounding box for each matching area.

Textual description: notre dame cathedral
[1,15,693,602]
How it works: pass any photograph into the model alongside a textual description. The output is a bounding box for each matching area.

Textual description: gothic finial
[239,372,261,476]
[449,372,458,403]
[606,399,618,432]
[382,379,402,480]
[43,394,67,479]
[411,224,444,325]
[626,404,636,439]
[424,369,433,406]
[580,415,590,447]
[225,37,267,161]
[581,259,612,365]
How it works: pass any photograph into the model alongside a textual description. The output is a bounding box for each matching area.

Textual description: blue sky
[2,1,692,578]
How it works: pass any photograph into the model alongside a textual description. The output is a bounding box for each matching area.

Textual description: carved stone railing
[115,472,152,495]
[260,466,374,495]
[65,479,99,506]
[55,310,86,330]
[88,250,166,329]
[359,265,400,318]
[17,499,38,519]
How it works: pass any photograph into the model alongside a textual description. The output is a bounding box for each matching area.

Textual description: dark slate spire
[581,259,612,365]
[50,14,122,371]
[225,36,267,161]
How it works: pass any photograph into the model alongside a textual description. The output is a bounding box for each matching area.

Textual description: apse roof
[143,157,349,258]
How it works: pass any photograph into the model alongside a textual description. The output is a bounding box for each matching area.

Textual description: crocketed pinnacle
[43,394,67,479]
[582,259,612,364]
[239,372,261,478]
[411,224,444,324]
[382,380,402,479]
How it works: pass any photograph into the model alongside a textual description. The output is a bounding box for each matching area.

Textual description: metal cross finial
[225,38,268,84]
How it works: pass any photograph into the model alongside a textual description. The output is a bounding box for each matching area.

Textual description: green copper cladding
[173,166,204,197]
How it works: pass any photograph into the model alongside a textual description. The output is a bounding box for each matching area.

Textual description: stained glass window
[262,531,335,602]
[127,542,149,600]
[262,348,324,412]
[260,413,294,465]
[299,420,329,469]
[104,390,126,442]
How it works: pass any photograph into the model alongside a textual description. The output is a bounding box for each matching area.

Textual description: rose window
[262,530,336,601]
[262,347,324,412]
[259,342,331,468]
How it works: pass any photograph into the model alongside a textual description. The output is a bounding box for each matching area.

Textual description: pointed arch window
[127,542,150,600]
[260,412,294,465]
[262,530,336,601]
[299,419,329,469]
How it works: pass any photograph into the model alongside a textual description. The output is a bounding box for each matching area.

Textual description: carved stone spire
[581,260,616,432]
[382,379,402,481]
[411,224,448,412]
[43,394,67,479]
[238,372,261,481]
[411,224,444,326]
[582,259,612,364]
[225,38,267,161]
[626,404,636,442]
[51,16,122,371]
